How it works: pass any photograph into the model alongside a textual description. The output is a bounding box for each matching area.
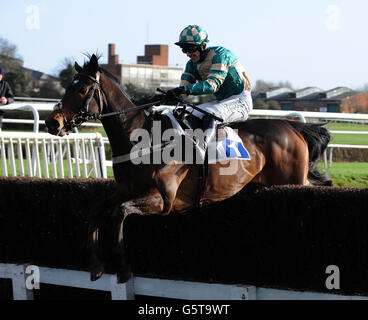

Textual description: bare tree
[363,83,368,93]
[0,37,23,72]
[254,79,294,92]
[0,38,18,57]
[254,80,275,92]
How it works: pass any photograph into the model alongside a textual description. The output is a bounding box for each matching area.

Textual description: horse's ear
[89,54,99,74]
[74,62,83,73]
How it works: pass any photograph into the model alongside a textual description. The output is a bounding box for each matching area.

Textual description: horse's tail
[287,121,333,186]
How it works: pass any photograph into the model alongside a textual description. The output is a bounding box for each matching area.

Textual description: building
[101,44,182,90]
[253,87,368,113]
[0,54,62,95]
[137,44,168,66]
[21,67,62,94]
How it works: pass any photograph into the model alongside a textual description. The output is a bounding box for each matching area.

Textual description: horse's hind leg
[88,223,104,281]
[88,201,108,281]
[113,188,165,283]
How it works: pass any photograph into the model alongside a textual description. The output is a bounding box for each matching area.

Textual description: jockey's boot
[202,115,216,150]
[195,115,216,162]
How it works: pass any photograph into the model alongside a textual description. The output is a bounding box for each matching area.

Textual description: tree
[254,79,294,92]
[58,58,77,89]
[124,83,156,101]
[253,98,268,110]
[0,38,18,57]
[253,98,281,110]
[4,72,32,97]
[362,83,368,93]
[0,37,23,72]
[267,100,281,110]
[254,80,274,92]
[276,81,293,89]
[37,79,62,99]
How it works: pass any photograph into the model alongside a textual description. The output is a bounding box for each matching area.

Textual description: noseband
[54,71,103,132]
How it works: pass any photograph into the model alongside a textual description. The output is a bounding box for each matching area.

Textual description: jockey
[166,25,253,154]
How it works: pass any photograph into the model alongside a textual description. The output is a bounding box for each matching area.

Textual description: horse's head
[45,54,105,136]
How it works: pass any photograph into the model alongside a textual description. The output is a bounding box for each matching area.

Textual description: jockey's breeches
[189,90,253,124]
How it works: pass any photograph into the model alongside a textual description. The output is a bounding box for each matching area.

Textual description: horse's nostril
[45,118,60,133]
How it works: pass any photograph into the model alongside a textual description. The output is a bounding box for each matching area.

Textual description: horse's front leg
[88,188,130,281]
[113,187,166,283]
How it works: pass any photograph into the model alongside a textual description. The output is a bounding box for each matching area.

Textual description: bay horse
[45,54,332,282]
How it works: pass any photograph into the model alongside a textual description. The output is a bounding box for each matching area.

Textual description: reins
[54,71,224,133]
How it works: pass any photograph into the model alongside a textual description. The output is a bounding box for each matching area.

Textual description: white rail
[250,109,368,121]
[2,102,368,126]
[1,263,367,300]
[0,132,107,178]
[1,102,368,174]
[1,119,102,128]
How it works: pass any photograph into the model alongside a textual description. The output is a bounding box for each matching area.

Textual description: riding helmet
[175,25,209,46]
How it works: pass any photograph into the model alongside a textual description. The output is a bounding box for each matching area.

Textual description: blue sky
[1,0,367,90]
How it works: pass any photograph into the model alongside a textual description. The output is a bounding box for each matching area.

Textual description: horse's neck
[100,74,146,157]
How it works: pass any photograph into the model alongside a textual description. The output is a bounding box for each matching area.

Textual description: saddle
[149,106,251,207]
[151,105,219,142]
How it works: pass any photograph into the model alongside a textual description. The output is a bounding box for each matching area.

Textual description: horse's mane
[81,52,132,100]
[100,67,133,101]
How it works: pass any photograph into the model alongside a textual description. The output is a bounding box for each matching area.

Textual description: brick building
[137,45,168,66]
[253,87,368,113]
[101,43,182,90]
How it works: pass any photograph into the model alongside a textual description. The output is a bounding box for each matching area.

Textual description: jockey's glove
[165,86,187,103]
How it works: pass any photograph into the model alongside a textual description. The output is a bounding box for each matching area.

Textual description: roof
[20,67,60,81]
[256,86,359,102]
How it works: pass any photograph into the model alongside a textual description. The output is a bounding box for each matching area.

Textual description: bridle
[53,71,104,132]
[53,70,223,134]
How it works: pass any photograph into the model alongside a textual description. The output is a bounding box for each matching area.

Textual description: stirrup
[195,139,208,163]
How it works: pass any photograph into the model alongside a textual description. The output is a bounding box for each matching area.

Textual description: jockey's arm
[181,61,228,97]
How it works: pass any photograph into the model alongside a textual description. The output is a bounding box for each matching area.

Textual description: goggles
[181,45,199,54]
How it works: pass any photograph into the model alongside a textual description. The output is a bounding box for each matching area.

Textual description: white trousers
[190,90,253,123]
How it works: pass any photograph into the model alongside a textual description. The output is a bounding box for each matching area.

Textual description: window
[168,70,178,80]
[129,67,137,76]
[145,68,153,78]
[122,68,130,77]
[281,104,292,111]
[160,70,168,79]
[152,69,160,80]
[327,104,339,113]
[138,68,145,78]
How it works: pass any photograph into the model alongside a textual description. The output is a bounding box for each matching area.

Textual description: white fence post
[11,264,34,300]
[1,102,368,178]
[110,276,135,300]
[0,132,108,179]
[1,263,368,300]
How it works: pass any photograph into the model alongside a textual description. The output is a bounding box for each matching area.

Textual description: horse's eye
[79,87,87,95]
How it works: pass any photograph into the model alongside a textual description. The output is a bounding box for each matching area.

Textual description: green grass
[3,123,368,187]
[325,122,368,145]
[53,122,368,187]
[318,162,368,188]
[329,134,368,146]
[89,122,368,145]
[325,123,368,131]
[0,157,104,179]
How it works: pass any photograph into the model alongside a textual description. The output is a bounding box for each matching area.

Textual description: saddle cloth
[156,106,251,164]
[112,106,251,165]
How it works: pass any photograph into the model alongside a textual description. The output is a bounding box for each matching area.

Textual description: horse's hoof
[117,271,133,284]
[90,270,104,281]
